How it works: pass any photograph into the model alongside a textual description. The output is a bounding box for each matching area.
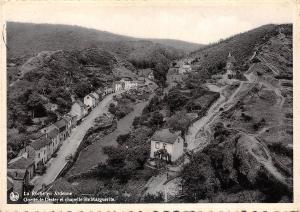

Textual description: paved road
[31,92,117,191]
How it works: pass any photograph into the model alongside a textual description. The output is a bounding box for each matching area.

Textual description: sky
[3,0,295,44]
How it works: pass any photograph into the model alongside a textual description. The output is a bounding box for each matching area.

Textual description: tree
[167,110,191,135]
[27,92,46,118]
[181,153,220,202]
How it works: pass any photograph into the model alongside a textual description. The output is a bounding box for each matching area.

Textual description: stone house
[46,128,60,154]
[28,135,52,167]
[150,128,184,162]
[91,92,100,105]
[53,119,69,141]
[8,155,35,181]
[113,81,124,92]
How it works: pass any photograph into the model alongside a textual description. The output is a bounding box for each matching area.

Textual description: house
[54,119,69,141]
[62,116,72,136]
[8,155,35,181]
[92,92,100,104]
[178,64,192,74]
[70,100,85,122]
[120,78,138,90]
[65,113,77,129]
[46,128,60,154]
[84,93,97,108]
[113,81,124,92]
[104,87,114,95]
[29,135,53,166]
[150,128,184,162]
[95,88,104,99]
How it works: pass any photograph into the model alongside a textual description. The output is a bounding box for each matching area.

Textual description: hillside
[189,24,290,76]
[7,47,137,155]
[149,39,203,53]
[179,24,293,203]
[7,22,189,86]
[7,22,199,58]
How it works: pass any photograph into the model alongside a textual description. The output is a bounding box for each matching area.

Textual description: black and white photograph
[2,0,296,206]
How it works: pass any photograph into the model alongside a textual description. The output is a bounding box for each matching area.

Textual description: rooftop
[8,156,34,169]
[152,128,181,144]
[7,169,27,180]
[47,128,59,139]
[54,119,68,130]
[29,135,52,150]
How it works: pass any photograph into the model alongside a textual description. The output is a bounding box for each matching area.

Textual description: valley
[6,22,293,204]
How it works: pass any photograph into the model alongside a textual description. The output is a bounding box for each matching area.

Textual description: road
[185,63,259,152]
[31,92,117,191]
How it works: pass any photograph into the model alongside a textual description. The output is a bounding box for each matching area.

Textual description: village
[7,26,292,203]
[7,70,157,199]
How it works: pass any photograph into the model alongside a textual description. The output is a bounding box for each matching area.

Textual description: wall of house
[84,96,94,108]
[150,140,173,159]
[34,147,47,167]
[150,137,184,162]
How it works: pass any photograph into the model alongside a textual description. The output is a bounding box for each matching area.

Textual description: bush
[143,192,164,203]
[116,134,130,145]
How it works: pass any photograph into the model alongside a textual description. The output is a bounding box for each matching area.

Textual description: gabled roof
[152,128,181,144]
[29,135,52,150]
[8,156,34,169]
[54,119,68,130]
[47,128,59,139]
[8,169,27,180]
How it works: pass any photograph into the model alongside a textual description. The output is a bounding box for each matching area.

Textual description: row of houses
[7,77,147,199]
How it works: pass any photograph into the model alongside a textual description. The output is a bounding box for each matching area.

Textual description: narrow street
[31,92,117,191]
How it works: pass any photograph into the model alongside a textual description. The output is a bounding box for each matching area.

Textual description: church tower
[225,52,236,75]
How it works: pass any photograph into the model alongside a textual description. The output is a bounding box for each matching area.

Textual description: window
[155,142,160,149]
[38,153,40,158]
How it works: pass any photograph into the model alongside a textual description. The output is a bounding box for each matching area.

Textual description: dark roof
[88,93,97,99]
[7,169,27,180]
[8,156,34,169]
[54,119,68,130]
[47,128,59,139]
[30,131,45,140]
[152,128,181,144]
[30,135,52,150]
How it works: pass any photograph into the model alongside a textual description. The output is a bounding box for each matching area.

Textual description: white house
[84,93,97,108]
[150,128,184,162]
[178,64,192,74]
[113,81,124,92]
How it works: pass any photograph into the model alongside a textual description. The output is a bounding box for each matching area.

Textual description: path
[31,92,117,191]
[186,63,259,152]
